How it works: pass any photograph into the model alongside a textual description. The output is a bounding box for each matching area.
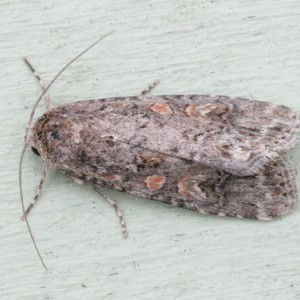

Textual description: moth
[28,94,299,221]
[20,33,299,270]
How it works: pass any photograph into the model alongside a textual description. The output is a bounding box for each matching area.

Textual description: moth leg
[140,80,160,96]
[23,58,53,110]
[92,185,128,239]
[21,162,50,220]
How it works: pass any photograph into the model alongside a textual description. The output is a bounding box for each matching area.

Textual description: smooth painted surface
[1,1,300,299]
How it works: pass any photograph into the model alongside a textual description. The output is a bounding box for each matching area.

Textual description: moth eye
[31,147,40,156]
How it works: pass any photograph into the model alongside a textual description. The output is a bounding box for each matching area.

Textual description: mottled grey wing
[32,99,298,220]
[60,148,297,220]
[59,95,300,176]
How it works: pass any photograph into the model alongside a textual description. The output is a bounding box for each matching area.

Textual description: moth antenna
[19,143,48,271]
[92,185,128,239]
[24,29,115,138]
[19,30,115,270]
[23,58,53,110]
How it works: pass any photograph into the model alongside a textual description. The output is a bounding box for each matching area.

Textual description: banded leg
[92,185,128,239]
[140,80,160,96]
[23,58,53,110]
[21,163,50,220]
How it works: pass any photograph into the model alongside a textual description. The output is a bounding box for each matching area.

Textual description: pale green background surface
[1,0,300,299]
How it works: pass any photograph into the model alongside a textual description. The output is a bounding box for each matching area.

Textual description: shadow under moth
[20,33,299,270]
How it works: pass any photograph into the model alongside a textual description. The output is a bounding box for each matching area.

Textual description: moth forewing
[30,96,299,221]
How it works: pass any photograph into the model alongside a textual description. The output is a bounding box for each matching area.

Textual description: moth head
[27,114,53,161]
[27,119,47,160]
[29,111,77,164]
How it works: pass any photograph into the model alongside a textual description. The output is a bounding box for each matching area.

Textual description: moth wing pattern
[30,95,299,220]
[47,95,300,176]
